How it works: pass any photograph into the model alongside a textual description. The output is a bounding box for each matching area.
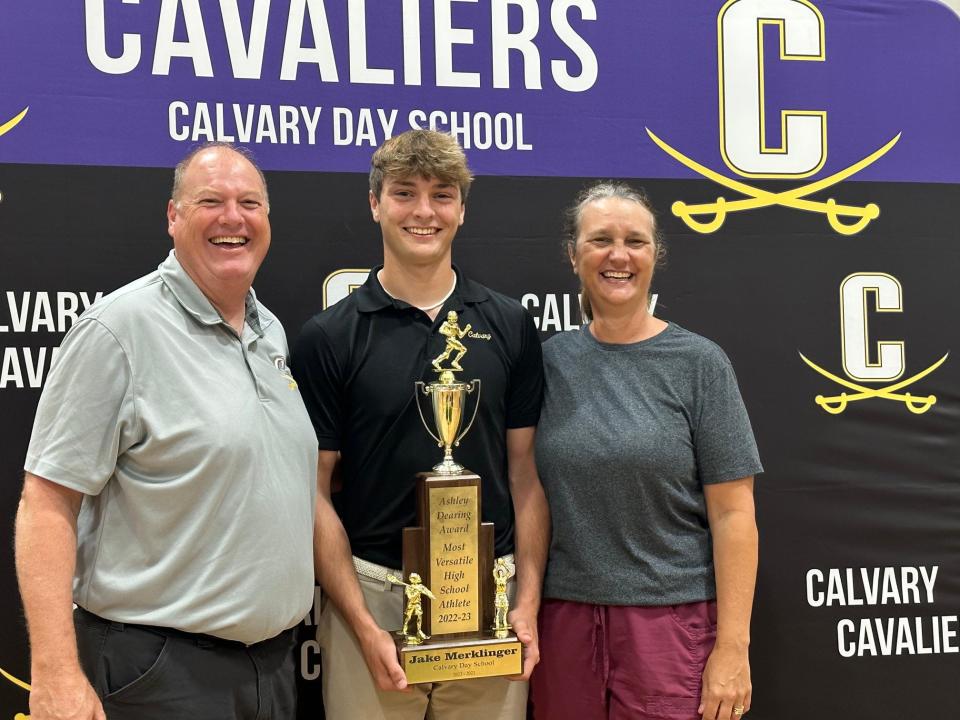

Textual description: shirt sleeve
[692,356,763,485]
[504,307,544,429]
[24,318,138,495]
[290,318,343,450]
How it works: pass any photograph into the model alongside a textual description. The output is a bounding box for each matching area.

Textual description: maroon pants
[530,599,717,720]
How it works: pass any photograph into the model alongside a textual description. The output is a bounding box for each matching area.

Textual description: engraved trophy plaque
[394,311,523,684]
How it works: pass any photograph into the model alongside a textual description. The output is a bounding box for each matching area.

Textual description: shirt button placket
[239,342,266,401]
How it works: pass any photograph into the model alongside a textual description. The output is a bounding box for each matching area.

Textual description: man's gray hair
[171,142,269,209]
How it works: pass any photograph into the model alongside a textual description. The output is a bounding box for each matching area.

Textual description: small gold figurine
[387,572,437,645]
[432,311,472,373]
[492,558,512,638]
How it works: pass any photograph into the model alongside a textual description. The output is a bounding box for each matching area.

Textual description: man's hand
[356,624,409,693]
[16,475,98,719]
[311,454,409,694]
[29,668,105,720]
[698,643,751,719]
[507,605,540,681]
[504,426,548,682]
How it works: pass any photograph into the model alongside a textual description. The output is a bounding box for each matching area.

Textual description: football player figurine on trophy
[432,310,471,372]
[387,572,436,645]
[415,311,481,475]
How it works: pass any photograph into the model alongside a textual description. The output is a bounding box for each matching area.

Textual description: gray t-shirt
[535,323,762,606]
[25,251,318,644]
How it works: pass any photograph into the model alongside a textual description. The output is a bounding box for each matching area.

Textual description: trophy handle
[414,381,443,446]
[454,380,481,447]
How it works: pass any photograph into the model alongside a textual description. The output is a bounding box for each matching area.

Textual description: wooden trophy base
[396,470,520,683]
[395,631,522,684]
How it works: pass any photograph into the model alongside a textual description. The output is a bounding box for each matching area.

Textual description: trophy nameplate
[393,311,522,683]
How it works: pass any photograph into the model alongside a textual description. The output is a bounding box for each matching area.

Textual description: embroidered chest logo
[274,356,298,390]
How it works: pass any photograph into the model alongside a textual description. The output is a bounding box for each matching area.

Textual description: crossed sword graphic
[1,665,30,719]
[646,128,900,236]
[0,106,29,206]
[799,352,948,414]
[0,107,27,138]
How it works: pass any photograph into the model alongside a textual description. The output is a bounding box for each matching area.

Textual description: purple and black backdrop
[1,1,958,717]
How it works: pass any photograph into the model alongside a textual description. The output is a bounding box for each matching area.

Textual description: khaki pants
[319,572,528,720]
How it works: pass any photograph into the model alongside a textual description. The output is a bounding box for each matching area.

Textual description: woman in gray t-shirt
[530,182,762,720]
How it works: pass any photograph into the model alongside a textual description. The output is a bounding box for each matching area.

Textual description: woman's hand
[702,478,757,718]
[699,642,751,719]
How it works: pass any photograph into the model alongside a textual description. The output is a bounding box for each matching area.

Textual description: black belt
[75,606,294,650]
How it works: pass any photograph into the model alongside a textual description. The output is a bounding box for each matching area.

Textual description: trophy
[394,311,523,684]
[415,310,481,475]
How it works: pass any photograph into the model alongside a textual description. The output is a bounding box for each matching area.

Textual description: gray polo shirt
[25,251,318,644]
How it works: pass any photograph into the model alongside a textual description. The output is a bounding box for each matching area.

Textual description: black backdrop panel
[1,162,958,717]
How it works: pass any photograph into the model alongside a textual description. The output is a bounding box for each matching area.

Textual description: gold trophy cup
[415,311,481,475]
[415,375,480,475]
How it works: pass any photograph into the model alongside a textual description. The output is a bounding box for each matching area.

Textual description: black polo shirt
[291,266,543,569]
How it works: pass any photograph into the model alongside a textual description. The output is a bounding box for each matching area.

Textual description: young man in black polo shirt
[291,130,548,719]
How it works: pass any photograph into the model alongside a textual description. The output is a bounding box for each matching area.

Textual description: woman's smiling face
[571,197,658,318]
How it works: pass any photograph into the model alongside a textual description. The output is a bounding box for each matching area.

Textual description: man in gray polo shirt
[14,143,317,720]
